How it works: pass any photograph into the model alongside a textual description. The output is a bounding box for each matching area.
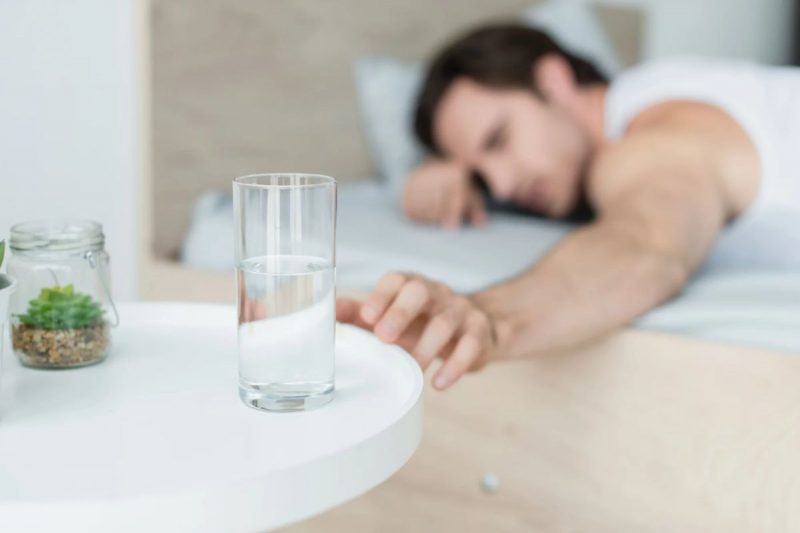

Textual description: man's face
[433,77,591,219]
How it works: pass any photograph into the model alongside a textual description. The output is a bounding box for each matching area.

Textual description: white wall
[599,0,796,64]
[0,0,141,301]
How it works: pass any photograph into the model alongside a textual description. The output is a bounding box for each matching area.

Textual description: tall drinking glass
[233,174,336,412]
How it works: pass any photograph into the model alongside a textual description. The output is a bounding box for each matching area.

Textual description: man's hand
[337,273,500,390]
[402,159,487,228]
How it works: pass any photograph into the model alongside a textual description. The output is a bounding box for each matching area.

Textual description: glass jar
[8,220,118,369]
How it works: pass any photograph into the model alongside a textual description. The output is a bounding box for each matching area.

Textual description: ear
[532,54,578,104]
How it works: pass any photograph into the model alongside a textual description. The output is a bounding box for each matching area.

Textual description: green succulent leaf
[17,284,105,330]
[0,240,5,268]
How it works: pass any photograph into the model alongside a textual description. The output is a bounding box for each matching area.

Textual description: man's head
[414,24,607,219]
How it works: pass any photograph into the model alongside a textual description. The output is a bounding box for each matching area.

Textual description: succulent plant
[18,284,105,330]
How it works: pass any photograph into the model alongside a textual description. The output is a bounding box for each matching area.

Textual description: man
[337,24,800,390]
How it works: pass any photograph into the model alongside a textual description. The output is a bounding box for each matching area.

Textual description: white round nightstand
[0,303,423,532]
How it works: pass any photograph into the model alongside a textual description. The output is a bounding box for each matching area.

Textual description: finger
[375,279,430,343]
[429,182,447,223]
[443,184,466,228]
[412,185,434,223]
[336,297,360,322]
[360,273,406,325]
[247,300,267,321]
[394,313,431,355]
[240,299,265,322]
[412,307,464,370]
[433,333,483,390]
[401,179,415,216]
[468,190,488,226]
[414,178,442,224]
[336,297,370,329]
[402,184,436,224]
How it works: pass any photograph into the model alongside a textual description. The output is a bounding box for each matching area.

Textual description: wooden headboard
[150,0,642,262]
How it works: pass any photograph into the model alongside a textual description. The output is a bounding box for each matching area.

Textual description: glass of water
[233,174,336,412]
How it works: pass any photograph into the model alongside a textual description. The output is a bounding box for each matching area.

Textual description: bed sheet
[183,182,800,352]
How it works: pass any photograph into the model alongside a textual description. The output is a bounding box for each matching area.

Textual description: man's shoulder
[592,102,760,215]
[624,100,732,134]
[599,57,785,216]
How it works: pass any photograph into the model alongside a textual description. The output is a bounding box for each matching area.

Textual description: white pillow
[352,1,625,191]
[352,58,424,195]
[521,0,623,78]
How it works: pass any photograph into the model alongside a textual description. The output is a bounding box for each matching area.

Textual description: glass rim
[233,173,337,190]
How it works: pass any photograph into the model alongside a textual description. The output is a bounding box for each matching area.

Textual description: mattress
[183,181,800,352]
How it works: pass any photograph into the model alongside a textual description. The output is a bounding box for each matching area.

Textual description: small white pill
[480,473,500,494]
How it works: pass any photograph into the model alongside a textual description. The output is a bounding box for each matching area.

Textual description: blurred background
[1,0,798,303]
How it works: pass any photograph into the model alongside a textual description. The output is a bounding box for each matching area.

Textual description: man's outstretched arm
[338,105,757,389]
[477,141,728,360]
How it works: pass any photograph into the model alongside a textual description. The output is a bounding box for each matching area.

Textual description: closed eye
[483,122,507,153]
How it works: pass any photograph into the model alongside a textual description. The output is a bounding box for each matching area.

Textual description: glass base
[239,381,335,412]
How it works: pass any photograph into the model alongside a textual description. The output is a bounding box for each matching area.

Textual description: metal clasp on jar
[84,249,120,327]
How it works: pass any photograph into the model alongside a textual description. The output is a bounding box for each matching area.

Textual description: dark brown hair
[414,23,608,153]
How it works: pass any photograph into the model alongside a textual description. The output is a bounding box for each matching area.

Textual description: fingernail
[433,374,450,389]
[377,321,398,341]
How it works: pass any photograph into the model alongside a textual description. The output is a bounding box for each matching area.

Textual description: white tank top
[605,58,800,215]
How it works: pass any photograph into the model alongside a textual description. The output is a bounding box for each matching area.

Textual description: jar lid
[9,220,104,254]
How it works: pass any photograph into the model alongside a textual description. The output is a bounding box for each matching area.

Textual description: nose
[479,159,517,202]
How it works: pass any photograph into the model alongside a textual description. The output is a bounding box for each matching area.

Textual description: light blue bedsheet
[183,182,800,352]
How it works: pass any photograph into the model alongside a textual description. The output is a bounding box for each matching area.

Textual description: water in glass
[237,254,335,411]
